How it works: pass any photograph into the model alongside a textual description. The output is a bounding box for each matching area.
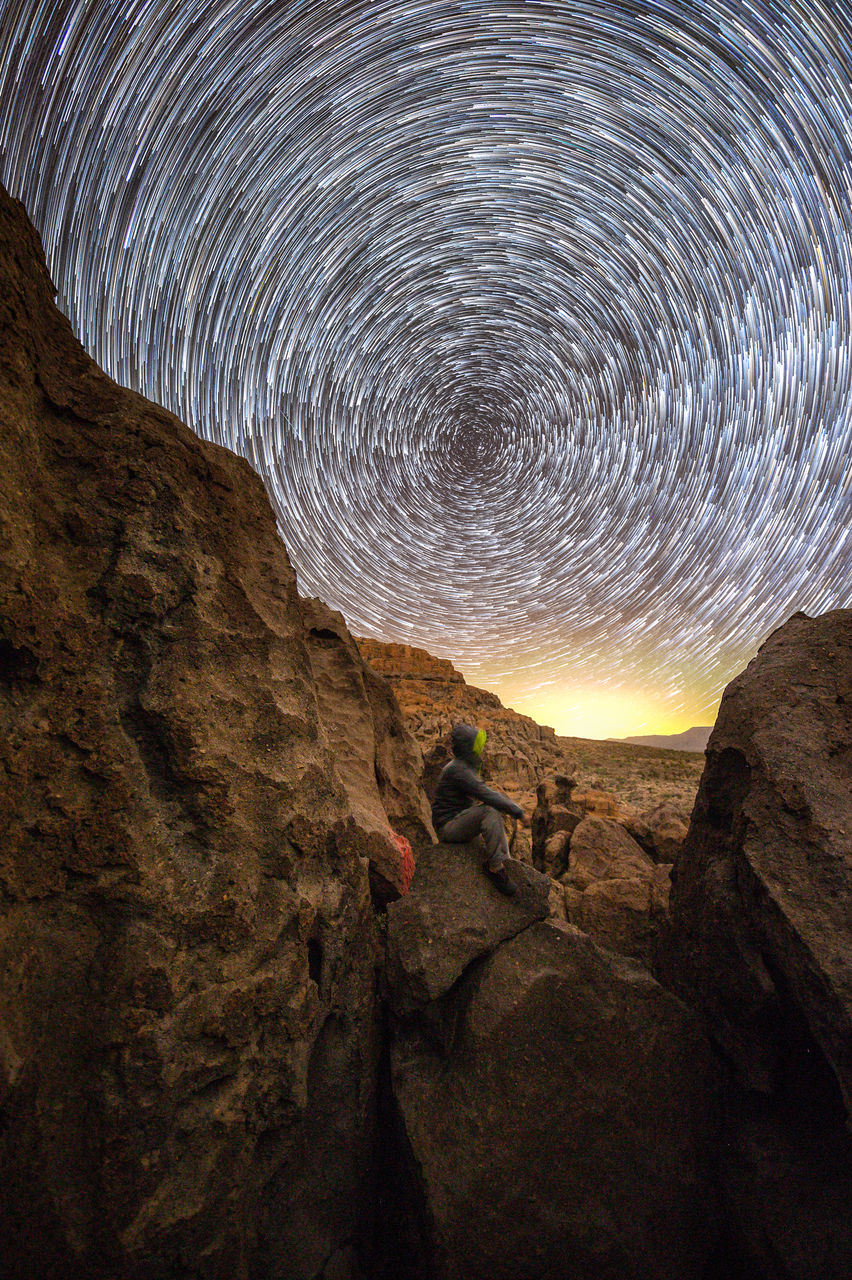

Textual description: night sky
[1,0,850,738]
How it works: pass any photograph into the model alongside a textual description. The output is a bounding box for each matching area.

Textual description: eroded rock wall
[0,184,423,1279]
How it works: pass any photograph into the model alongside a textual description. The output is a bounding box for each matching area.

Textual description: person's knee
[481,806,504,834]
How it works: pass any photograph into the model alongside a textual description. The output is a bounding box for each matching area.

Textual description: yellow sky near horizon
[478,679,720,741]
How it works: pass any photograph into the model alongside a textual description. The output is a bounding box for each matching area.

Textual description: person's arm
[459,763,524,818]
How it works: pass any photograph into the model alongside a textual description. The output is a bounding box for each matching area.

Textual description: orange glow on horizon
[489,682,718,741]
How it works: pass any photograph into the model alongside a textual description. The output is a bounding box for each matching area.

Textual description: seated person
[431,723,524,895]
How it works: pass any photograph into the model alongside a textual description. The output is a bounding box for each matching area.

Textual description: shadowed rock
[668,609,852,1108]
[626,801,690,863]
[385,842,550,1014]
[666,608,852,1280]
[391,920,721,1280]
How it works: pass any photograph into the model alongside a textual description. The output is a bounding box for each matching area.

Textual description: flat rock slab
[385,840,550,1014]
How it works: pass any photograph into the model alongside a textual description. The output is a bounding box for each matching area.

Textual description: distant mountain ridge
[617,727,713,752]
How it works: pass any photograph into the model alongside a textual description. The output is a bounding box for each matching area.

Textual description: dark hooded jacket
[431,723,524,831]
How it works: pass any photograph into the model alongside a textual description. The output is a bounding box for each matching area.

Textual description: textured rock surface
[666,609,852,1280]
[667,610,852,1107]
[564,815,658,890]
[385,841,550,1014]
[564,872,671,968]
[558,817,670,964]
[0,185,423,1278]
[355,637,577,795]
[391,920,721,1280]
[626,801,689,863]
[301,597,434,898]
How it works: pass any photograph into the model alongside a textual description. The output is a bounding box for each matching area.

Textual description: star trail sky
[1,0,851,738]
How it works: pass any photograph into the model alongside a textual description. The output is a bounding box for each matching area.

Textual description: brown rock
[627,801,690,863]
[572,787,626,817]
[546,877,568,921]
[391,920,721,1280]
[385,842,550,1014]
[666,609,852,1280]
[569,874,669,968]
[558,819,668,965]
[300,597,434,898]
[355,638,578,795]
[667,609,852,1109]
[0,184,409,1278]
[565,816,657,890]
[544,828,570,872]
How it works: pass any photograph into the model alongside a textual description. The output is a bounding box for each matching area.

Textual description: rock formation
[388,907,722,1280]
[625,800,689,863]
[385,841,550,1016]
[0,183,427,1279]
[354,637,577,799]
[355,636,707,823]
[557,816,671,966]
[666,608,852,1279]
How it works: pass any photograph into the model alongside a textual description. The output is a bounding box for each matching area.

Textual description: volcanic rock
[391,920,721,1280]
[0,184,424,1278]
[555,817,669,964]
[666,609,852,1280]
[300,596,434,898]
[564,815,657,890]
[667,609,852,1107]
[354,637,577,796]
[385,841,550,1015]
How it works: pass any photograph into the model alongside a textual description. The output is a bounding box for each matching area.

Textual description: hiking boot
[487,865,517,896]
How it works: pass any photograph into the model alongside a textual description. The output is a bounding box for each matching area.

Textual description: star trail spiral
[1,0,851,736]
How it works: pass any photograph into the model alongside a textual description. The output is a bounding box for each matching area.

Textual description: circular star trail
[2,0,851,735]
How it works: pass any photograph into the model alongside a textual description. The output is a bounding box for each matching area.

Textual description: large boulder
[666,609,852,1280]
[0,184,416,1278]
[557,817,669,965]
[564,871,671,968]
[391,920,721,1280]
[667,610,852,1108]
[385,842,550,1014]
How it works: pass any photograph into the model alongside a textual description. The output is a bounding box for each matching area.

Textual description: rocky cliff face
[355,637,706,821]
[0,184,428,1280]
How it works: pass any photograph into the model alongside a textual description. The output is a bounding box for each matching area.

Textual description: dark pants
[438,805,509,871]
